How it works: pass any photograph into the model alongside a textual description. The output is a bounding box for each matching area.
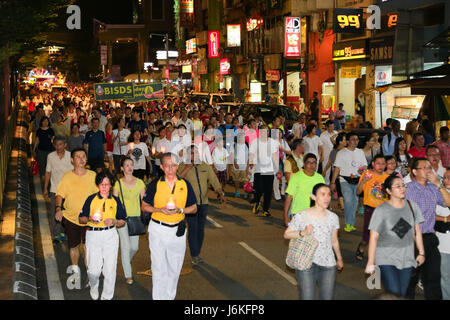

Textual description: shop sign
[186,38,197,54]
[220,58,230,75]
[227,24,241,47]
[182,65,192,73]
[334,8,364,33]
[341,65,362,78]
[180,0,194,25]
[246,18,264,31]
[369,36,394,65]
[332,40,368,61]
[94,82,133,101]
[208,31,220,58]
[284,17,301,58]
[126,83,164,103]
[266,70,280,81]
[375,66,392,87]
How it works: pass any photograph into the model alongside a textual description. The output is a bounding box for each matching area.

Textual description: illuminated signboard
[387,14,398,27]
[186,38,197,54]
[180,0,194,25]
[332,40,368,61]
[266,70,280,81]
[370,36,394,65]
[227,24,241,47]
[208,31,220,58]
[334,8,364,33]
[246,18,264,31]
[219,58,230,75]
[284,17,301,58]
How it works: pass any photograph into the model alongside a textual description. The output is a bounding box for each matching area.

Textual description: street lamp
[150,33,171,93]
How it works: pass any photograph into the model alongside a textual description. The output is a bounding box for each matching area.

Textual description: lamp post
[150,32,170,95]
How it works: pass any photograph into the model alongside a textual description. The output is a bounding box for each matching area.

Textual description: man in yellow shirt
[55,148,98,285]
[141,152,197,300]
[355,154,389,261]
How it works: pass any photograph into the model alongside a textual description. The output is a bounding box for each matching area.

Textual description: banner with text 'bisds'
[94,82,134,101]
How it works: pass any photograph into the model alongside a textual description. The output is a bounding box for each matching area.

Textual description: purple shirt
[405,180,444,234]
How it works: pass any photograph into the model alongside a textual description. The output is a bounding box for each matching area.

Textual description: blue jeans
[186,204,208,258]
[379,265,413,297]
[295,263,336,300]
[340,181,358,226]
[441,252,450,300]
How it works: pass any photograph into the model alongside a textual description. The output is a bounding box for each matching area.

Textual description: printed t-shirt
[358,171,389,208]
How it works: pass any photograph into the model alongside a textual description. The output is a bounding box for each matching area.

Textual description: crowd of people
[22,82,450,300]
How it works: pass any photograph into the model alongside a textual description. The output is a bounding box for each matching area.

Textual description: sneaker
[126,278,134,285]
[192,256,204,265]
[350,225,357,231]
[235,190,240,198]
[252,203,261,215]
[90,286,99,300]
[263,211,271,217]
[417,280,424,291]
[344,224,353,232]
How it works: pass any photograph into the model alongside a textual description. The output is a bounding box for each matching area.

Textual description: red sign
[266,70,280,81]
[208,31,220,58]
[285,17,301,57]
[220,58,230,75]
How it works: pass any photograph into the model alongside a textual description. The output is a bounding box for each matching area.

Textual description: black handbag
[119,180,146,236]
[342,175,360,185]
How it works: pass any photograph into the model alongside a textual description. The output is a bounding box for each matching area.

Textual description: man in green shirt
[178,145,226,265]
[283,153,325,226]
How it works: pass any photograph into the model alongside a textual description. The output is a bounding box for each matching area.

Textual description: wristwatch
[180,208,184,214]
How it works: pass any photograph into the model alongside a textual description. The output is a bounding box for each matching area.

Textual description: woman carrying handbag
[284,183,344,300]
[365,174,426,297]
[113,157,146,285]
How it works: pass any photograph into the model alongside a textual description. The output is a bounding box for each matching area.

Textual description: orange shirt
[359,171,389,208]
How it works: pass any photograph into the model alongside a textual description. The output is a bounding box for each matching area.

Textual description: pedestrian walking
[331,132,368,232]
[43,136,73,242]
[55,148,98,285]
[79,170,126,300]
[141,153,197,300]
[112,118,131,176]
[83,117,107,173]
[355,154,389,261]
[365,174,425,297]
[284,183,344,300]
[125,130,152,181]
[112,157,146,285]
[33,116,55,178]
[178,145,226,265]
[405,157,450,300]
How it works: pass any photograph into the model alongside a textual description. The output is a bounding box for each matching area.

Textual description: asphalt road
[32,181,423,300]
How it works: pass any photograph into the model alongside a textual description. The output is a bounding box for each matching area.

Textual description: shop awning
[372,74,450,96]
[419,95,450,122]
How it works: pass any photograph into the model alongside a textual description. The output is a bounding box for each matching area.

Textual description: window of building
[151,0,164,20]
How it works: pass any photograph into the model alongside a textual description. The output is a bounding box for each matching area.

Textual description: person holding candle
[125,130,152,181]
[355,154,389,261]
[79,170,126,300]
[141,153,197,300]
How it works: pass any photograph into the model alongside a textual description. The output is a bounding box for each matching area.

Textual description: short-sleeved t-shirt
[142,176,197,224]
[79,193,127,228]
[46,150,73,193]
[288,210,340,267]
[56,170,98,226]
[286,171,325,215]
[358,171,389,208]
[369,200,424,269]
[303,135,323,159]
[36,128,55,151]
[114,178,146,217]
[124,142,149,170]
[212,146,229,171]
[83,130,106,159]
[334,148,368,183]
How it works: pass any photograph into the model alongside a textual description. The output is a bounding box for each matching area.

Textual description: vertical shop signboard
[285,17,301,58]
[208,31,220,58]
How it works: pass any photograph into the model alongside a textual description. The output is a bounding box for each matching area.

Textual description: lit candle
[166,196,177,211]
[91,208,103,222]
[161,146,166,153]
[152,146,156,154]
[129,142,134,150]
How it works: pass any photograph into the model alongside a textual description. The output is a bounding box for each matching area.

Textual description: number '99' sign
[334,8,364,33]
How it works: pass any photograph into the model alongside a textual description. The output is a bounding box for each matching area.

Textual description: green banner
[94,82,134,101]
[125,83,164,103]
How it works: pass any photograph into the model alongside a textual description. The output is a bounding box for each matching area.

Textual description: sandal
[355,243,364,261]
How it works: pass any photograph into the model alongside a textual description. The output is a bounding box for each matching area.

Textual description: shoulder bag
[119,179,146,236]
[286,213,319,271]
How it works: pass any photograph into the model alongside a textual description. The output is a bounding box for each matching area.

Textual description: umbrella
[419,95,450,122]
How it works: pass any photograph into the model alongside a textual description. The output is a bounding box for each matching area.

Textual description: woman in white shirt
[125,130,152,181]
[273,128,291,201]
[303,124,324,169]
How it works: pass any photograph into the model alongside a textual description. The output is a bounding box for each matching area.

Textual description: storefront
[333,39,369,124]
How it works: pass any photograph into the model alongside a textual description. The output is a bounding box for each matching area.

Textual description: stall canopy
[419,95,450,122]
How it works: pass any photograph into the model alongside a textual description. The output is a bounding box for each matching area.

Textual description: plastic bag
[31,160,39,176]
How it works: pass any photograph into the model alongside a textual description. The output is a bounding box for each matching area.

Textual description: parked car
[239,103,299,130]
